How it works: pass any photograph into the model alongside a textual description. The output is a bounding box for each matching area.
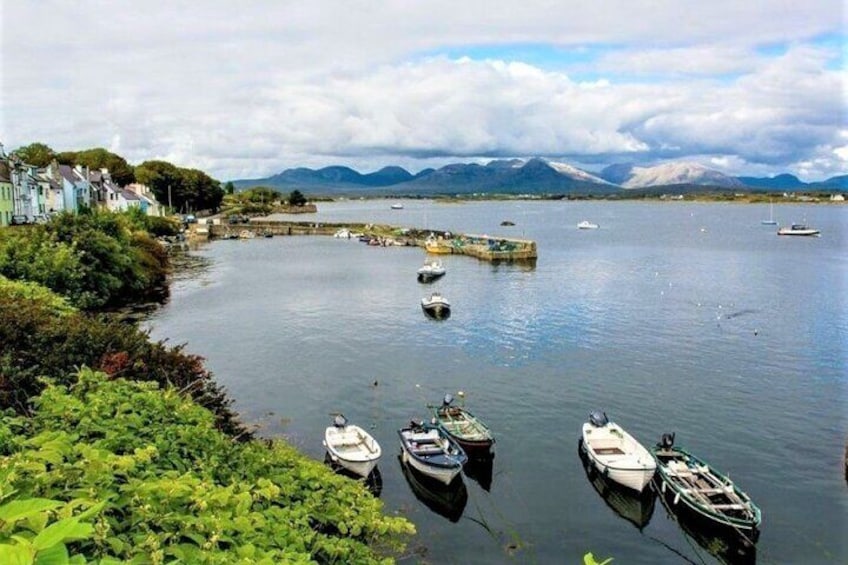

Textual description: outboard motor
[589,411,609,427]
[659,432,675,449]
[443,393,454,407]
[333,414,348,428]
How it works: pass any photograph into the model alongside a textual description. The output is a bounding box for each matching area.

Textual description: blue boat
[398,420,467,485]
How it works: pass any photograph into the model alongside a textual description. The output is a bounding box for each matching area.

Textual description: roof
[121,189,140,201]
[59,165,76,183]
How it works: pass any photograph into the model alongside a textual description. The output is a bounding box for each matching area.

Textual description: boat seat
[594,447,626,456]
[413,444,444,455]
[710,503,748,510]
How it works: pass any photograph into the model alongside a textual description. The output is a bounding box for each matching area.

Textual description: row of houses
[0,143,165,227]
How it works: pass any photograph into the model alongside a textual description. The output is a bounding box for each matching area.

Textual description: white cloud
[1,1,845,181]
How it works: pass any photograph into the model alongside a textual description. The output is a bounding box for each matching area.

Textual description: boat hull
[323,424,382,479]
[398,425,467,485]
[777,229,819,236]
[581,421,656,493]
[422,303,451,319]
[417,271,446,283]
[651,445,761,541]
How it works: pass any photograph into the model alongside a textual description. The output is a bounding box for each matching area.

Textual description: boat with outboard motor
[580,411,656,493]
[651,433,761,541]
[398,420,468,485]
[429,393,495,457]
[322,414,382,478]
[421,292,451,319]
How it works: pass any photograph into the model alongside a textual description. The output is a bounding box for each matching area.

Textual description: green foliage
[11,143,56,168]
[0,210,169,310]
[289,189,307,206]
[55,148,135,187]
[0,276,75,317]
[224,181,235,195]
[135,161,224,214]
[0,370,414,563]
[584,552,613,565]
[0,282,245,436]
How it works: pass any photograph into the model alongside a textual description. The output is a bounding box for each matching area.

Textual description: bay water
[144,200,847,564]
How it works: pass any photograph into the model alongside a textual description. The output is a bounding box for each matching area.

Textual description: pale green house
[0,159,13,227]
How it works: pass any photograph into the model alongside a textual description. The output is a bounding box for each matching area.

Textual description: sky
[1,1,846,182]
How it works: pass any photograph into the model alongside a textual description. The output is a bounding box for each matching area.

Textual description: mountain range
[230,158,847,196]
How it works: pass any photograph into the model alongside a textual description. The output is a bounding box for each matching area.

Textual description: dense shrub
[0,210,169,310]
[0,370,413,563]
[0,281,244,437]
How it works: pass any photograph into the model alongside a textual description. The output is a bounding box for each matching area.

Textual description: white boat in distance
[417,259,446,283]
[581,411,656,493]
[398,421,468,485]
[577,220,599,229]
[391,203,404,209]
[323,414,382,478]
[777,223,820,236]
[421,292,451,319]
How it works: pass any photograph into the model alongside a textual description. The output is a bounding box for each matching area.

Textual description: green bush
[0,370,414,563]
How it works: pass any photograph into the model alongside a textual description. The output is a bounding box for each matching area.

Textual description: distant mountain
[809,175,848,189]
[232,165,416,190]
[736,174,805,189]
[600,162,743,189]
[231,158,846,196]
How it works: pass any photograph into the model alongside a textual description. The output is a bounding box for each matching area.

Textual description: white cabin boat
[777,223,820,236]
[323,415,382,478]
[577,220,600,229]
[581,411,656,493]
[417,259,446,283]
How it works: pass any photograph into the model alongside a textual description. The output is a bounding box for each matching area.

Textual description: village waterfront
[144,199,847,564]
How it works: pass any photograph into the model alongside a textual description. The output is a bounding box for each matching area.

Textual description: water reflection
[578,440,655,531]
[323,453,383,497]
[655,482,757,565]
[398,455,468,522]
[463,454,494,492]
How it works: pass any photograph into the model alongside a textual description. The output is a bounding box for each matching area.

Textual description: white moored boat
[417,259,446,283]
[580,411,656,493]
[323,414,382,478]
[421,292,451,319]
[777,223,820,236]
[577,220,599,229]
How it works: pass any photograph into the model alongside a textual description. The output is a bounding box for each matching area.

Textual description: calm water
[144,200,847,564]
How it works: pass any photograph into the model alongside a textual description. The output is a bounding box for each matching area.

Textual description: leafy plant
[0,370,414,563]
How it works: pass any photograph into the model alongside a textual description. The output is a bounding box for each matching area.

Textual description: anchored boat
[429,393,495,457]
[651,433,761,541]
[398,420,467,485]
[580,411,656,493]
[322,414,382,478]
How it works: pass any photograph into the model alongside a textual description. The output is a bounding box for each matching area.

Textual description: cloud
[1,1,845,181]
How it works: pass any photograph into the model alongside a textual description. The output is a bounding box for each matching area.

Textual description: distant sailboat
[761,201,777,225]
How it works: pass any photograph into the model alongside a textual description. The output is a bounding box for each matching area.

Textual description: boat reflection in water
[654,478,757,565]
[578,439,655,531]
[463,453,494,492]
[323,453,383,497]
[398,454,468,522]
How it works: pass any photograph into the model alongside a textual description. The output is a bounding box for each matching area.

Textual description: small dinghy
[398,420,467,485]
[429,393,495,457]
[421,292,451,319]
[417,259,446,283]
[651,433,761,541]
[322,414,382,478]
[580,411,656,493]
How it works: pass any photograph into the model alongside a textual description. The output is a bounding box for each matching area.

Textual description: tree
[224,181,235,194]
[11,142,55,167]
[289,189,307,206]
[56,148,136,186]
